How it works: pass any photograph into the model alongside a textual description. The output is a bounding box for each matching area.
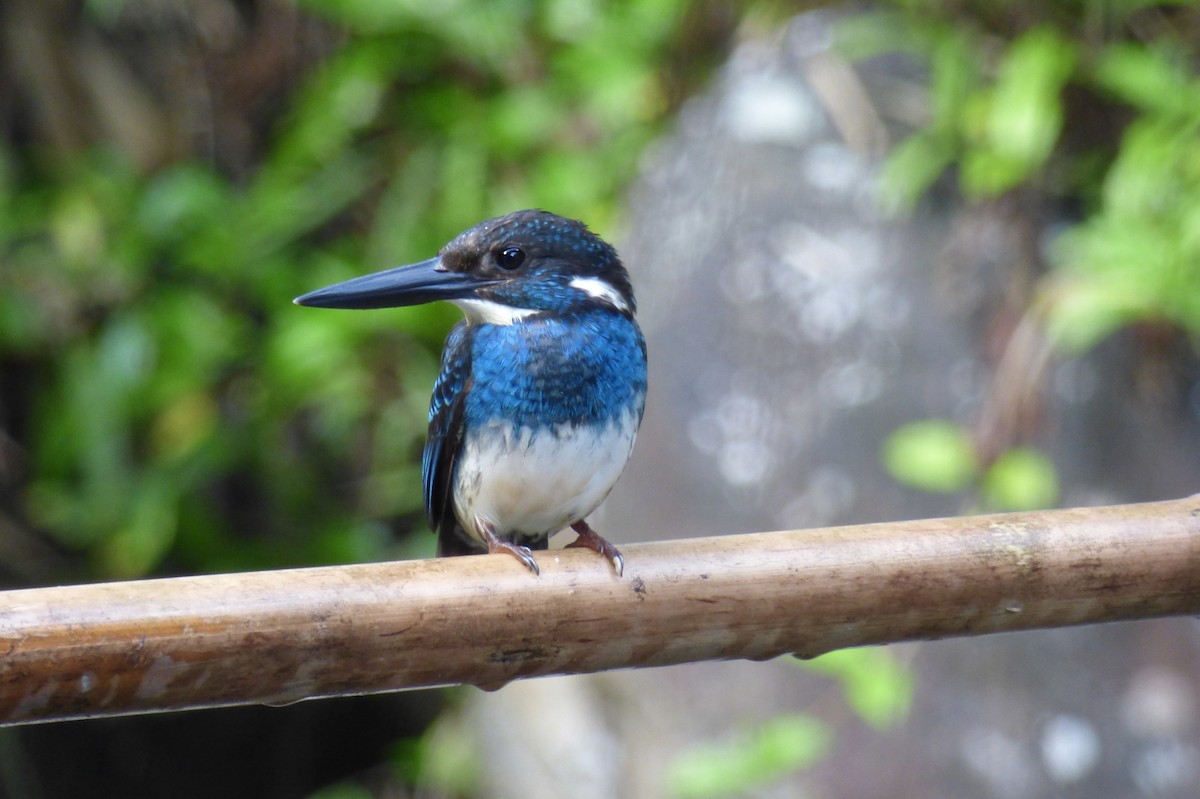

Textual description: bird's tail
[436,525,481,558]
[435,525,551,558]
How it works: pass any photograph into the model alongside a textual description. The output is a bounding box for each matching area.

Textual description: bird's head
[294,210,636,323]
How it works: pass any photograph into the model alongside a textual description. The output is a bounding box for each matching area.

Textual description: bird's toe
[568,520,624,577]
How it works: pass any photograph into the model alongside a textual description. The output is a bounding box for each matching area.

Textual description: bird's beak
[293,257,500,310]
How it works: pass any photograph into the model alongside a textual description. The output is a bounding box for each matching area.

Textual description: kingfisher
[295,210,647,576]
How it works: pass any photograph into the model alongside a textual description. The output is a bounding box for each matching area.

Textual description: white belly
[453,406,641,542]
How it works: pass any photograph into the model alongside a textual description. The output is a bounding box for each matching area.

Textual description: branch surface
[2,497,1199,726]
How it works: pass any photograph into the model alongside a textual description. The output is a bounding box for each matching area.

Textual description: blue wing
[423,322,474,551]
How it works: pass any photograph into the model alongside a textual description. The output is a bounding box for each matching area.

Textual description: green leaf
[960,148,1033,198]
[1093,43,1195,117]
[137,164,229,243]
[880,131,955,212]
[1045,210,1177,351]
[930,29,978,132]
[98,474,180,577]
[1102,118,1191,218]
[960,26,1075,197]
[1043,275,1155,352]
[987,26,1075,164]
[391,713,479,795]
[834,12,919,62]
[982,447,1059,511]
[667,715,832,799]
[795,648,914,729]
[882,420,977,493]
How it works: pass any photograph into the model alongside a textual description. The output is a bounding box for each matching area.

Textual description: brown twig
[2,496,1199,726]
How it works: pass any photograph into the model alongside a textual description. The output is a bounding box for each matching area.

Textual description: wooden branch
[2,496,1199,726]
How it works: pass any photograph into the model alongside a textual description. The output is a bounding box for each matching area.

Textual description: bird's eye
[496,247,525,270]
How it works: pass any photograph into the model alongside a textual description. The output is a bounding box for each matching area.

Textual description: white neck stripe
[569,277,630,313]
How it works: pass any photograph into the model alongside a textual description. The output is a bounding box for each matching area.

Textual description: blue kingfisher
[295,210,647,576]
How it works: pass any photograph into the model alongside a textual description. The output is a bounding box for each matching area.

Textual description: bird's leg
[476,516,540,576]
[567,520,624,577]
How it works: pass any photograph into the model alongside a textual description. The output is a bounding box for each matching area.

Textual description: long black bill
[293,257,499,310]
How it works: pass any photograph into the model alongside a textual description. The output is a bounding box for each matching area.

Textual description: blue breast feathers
[464,308,647,432]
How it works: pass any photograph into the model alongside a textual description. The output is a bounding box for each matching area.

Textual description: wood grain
[2,496,1199,725]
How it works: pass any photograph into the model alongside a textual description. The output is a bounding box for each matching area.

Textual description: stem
[1,496,1198,726]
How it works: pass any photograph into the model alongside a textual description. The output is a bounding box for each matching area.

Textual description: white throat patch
[453,298,535,325]
[569,277,630,313]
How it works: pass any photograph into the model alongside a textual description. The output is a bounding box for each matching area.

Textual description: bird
[295,210,647,576]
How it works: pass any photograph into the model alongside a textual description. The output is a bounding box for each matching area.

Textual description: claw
[492,541,539,575]
[477,516,540,575]
[568,520,624,577]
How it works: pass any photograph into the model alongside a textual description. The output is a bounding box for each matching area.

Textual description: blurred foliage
[0,0,735,584]
[981,446,1060,510]
[883,420,1060,511]
[389,708,479,797]
[666,713,832,799]
[857,0,1200,347]
[665,648,910,797]
[794,647,914,730]
[882,419,977,494]
[852,0,1200,504]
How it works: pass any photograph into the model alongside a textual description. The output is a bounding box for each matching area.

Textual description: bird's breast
[453,405,643,541]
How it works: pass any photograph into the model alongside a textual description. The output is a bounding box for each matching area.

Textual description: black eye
[496,247,525,270]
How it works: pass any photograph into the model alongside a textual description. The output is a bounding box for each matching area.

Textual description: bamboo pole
[1,496,1198,726]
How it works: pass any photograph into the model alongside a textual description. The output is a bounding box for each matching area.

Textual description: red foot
[567,520,624,577]
[477,517,539,575]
